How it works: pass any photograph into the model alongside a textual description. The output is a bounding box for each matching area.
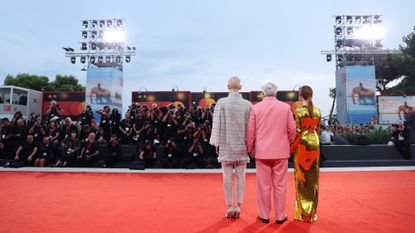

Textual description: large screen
[378,96,415,124]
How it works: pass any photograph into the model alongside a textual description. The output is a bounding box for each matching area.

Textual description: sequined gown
[292,104,321,222]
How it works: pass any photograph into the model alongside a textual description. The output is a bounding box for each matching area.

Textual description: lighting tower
[321,15,399,69]
[63,19,136,70]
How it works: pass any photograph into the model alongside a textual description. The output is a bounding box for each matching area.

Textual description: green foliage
[4,73,49,91]
[367,129,391,144]
[3,74,85,91]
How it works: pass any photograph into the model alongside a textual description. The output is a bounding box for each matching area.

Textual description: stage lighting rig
[321,15,399,69]
[63,18,136,70]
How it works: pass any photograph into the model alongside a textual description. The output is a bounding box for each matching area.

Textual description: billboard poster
[378,96,415,124]
[86,67,123,122]
[131,91,190,109]
[42,91,85,120]
[345,66,377,124]
[191,92,250,109]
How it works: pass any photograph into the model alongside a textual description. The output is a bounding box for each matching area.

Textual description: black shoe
[276,215,288,224]
[257,216,270,224]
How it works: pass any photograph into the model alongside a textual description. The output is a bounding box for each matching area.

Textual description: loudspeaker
[129,161,145,170]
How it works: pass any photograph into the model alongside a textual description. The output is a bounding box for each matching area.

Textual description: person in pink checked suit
[246,80,296,225]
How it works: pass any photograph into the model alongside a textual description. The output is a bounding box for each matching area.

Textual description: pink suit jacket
[246,97,296,159]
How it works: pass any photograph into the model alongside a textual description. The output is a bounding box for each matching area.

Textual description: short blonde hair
[228,76,242,90]
[261,81,278,96]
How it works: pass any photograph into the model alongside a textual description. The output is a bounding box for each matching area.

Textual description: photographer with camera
[46,100,62,122]
[79,105,93,126]
[110,108,121,136]
[104,134,120,168]
[182,137,205,169]
[96,106,111,142]
[28,116,45,144]
[162,137,180,168]
[162,107,178,142]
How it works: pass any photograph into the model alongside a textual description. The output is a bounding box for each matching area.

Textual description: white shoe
[225,206,234,218]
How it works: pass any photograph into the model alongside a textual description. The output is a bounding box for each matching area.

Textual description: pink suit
[246,97,296,220]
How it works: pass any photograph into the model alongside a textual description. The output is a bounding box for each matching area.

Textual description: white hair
[261,81,278,96]
[228,76,242,90]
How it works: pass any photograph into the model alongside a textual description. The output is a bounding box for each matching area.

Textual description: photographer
[96,105,111,141]
[162,108,178,142]
[392,122,411,160]
[14,134,38,167]
[182,137,205,169]
[162,137,180,168]
[104,134,120,168]
[79,105,93,126]
[138,140,156,168]
[35,136,53,167]
[12,118,28,150]
[110,108,121,137]
[46,100,62,122]
[1,118,14,159]
[28,116,46,144]
[55,130,81,167]
[119,112,133,144]
[77,132,100,167]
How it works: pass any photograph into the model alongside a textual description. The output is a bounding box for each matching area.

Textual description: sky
[1,0,414,116]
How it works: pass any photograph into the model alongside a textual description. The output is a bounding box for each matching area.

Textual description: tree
[328,88,336,125]
[374,54,404,94]
[44,74,85,91]
[4,73,49,91]
[3,74,85,91]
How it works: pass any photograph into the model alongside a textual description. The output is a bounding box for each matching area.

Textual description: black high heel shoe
[257,216,270,224]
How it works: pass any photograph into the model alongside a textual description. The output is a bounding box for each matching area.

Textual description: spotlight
[99,20,105,28]
[326,54,332,62]
[90,56,96,63]
[347,27,353,35]
[335,16,342,24]
[62,47,71,52]
[80,56,86,63]
[375,40,382,47]
[336,40,343,48]
[92,20,98,28]
[98,56,103,63]
[92,30,97,38]
[107,20,112,27]
[91,42,97,50]
[127,46,131,51]
[68,47,74,52]
[81,42,88,50]
[355,16,361,24]
[374,15,382,24]
[335,27,342,36]
[99,30,104,38]
[116,19,122,27]
[82,31,88,39]
[70,57,76,64]
[105,56,111,63]
[337,54,344,62]
[346,16,353,24]
[363,16,371,24]
[82,20,88,28]
[125,56,131,63]
[115,56,122,63]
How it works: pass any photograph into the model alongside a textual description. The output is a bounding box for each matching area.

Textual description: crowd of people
[0,100,226,169]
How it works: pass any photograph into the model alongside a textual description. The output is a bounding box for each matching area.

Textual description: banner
[378,96,415,124]
[191,92,250,108]
[346,66,377,124]
[131,91,190,109]
[86,67,123,121]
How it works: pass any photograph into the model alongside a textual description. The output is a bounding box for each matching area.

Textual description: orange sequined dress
[291,104,321,222]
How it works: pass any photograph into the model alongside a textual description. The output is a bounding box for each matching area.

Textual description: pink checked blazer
[246,97,296,159]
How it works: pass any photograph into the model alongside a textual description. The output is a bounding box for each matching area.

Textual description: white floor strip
[1,166,415,174]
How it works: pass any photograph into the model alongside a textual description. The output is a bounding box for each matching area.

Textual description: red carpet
[0,170,414,233]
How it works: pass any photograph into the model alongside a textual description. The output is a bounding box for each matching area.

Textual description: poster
[378,96,415,124]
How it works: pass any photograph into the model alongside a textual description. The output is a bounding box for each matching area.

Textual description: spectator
[56,130,81,167]
[320,126,333,144]
[392,122,411,160]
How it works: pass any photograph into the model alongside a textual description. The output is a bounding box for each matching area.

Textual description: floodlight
[335,27,342,36]
[354,26,386,39]
[346,16,352,24]
[82,31,88,39]
[92,30,98,38]
[70,57,76,64]
[105,56,111,63]
[125,56,131,63]
[103,30,126,42]
[335,16,342,24]
[107,20,112,27]
[355,16,361,24]
[116,19,122,27]
[82,20,88,28]
[90,56,96,63]
[99,20,105,28]
[115,56,122,63]
[80,57,86,63]
[81,42,88,50]
[92,20,98,28]
[374,15,382,24]
[326,54,332,62]
[98,56,103,63]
